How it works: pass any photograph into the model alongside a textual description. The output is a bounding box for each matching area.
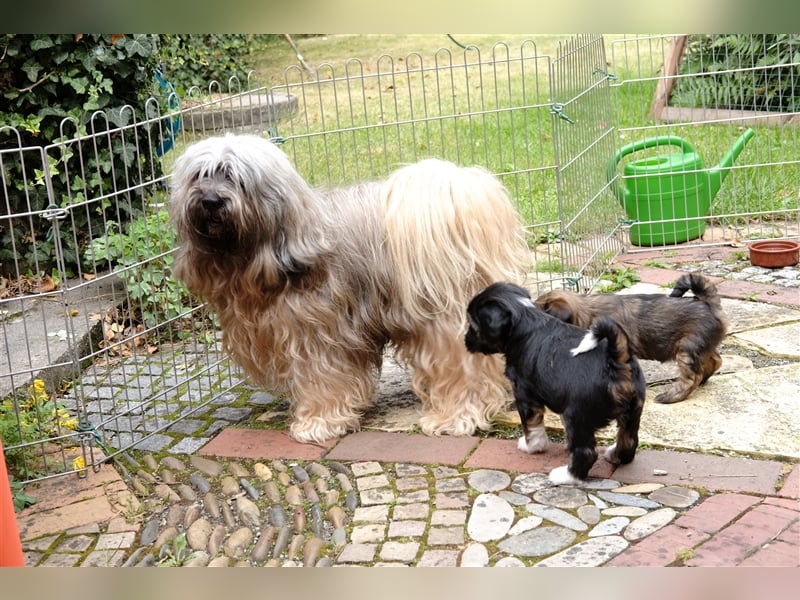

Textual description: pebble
[221,502,236,528]
[467,493,515,542]
[648,486,700,508]
[292,507,306,533]
[189,456,222,478]
[208,525,226,556]
[596,491,662,509]
[264,481,281,503]
[143,455,159,471]
[613,483,664,494]
[272,525,291,558]
[510,473,551,495]
[302,480,319,503]
[177,484,197,502]
[507,516,543,535]
[251,527,276,563]
[166,505,185,528]
[526,504,588,531]
[285,485,303,505]
[229,462,249,478]
[535,535,629,567]
[577,505,601,525]
[624,507,677,541]
[224,527,253,559]
[602,506,647,517]
[467,469,511,492]
[183,505,202,529]
[161,457,186,471]
[495,556,526,567]
[303,537,324,566]
[186,518,212,550]
[220,476,240,496]
[235,496,261,529]
[269,505,289,528]
[292,465,310,483]
[203,492,220,519]
[588,516,629,537]
[161,469,176,485]
[189,473,211,494]
[460,543,489,567]
[253,463,273,480]
[497,525,577,557]
[240,478,260,500]
[533,486,588,509]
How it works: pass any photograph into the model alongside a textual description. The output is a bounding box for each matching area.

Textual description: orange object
[0,440,25,566]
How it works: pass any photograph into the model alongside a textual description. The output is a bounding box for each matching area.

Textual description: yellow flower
[73,456,85,471]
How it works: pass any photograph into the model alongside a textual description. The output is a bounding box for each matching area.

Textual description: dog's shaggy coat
[534,273,728,404]
[169,134,530,443]
[465,282,646,484]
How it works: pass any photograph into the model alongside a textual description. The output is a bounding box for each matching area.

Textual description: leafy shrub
[0,34,163,277]
[84,208,189,330]
[0,379,78,479]
[672,34,800,112]
[156,34,276,94]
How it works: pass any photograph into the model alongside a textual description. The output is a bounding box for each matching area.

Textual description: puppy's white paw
[548,465,584,486]
[603,444,619,464]
[517,427,548,454]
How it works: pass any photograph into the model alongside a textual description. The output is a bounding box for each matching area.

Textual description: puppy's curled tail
[570,316,634,368]
[669,273,721,307]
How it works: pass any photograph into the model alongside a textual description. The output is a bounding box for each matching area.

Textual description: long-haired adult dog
[169,134,529,444]
[534,273,728,404]
[465,282,645,485]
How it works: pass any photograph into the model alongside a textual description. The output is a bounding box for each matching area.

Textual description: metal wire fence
[2,34,796,483]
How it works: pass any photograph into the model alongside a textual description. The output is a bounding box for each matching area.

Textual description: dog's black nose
[201,194,222,211]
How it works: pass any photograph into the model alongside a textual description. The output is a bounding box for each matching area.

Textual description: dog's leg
[654,349,704,404]
[549,424,597,484]
[288,356,379,444]
[408,328,511,437]
[516,404,549,454]
[605,397,644,466]
[699,350,723,384]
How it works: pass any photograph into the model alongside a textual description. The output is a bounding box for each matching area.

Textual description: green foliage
[157,532,196,566]
[156,35,276,94]
[672,34,800,112]
[10,476,37,513]
[0,34,162,277]
[600,266,641,291]
[85,209,190,330]
[0,379,78,479]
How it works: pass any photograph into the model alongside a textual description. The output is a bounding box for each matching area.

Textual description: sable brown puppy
[534,273,728,404]
[465,282,646,485]
[169,134,530,444]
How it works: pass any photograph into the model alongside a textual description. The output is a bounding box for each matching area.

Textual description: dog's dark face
[465,282,531,355]
[170,135,309,257]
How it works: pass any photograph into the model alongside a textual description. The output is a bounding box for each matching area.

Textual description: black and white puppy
[465,282,646,485]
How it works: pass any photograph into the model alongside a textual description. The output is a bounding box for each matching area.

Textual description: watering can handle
[606,136,697,199]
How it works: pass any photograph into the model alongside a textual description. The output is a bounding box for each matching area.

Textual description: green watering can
[607,128,755,246]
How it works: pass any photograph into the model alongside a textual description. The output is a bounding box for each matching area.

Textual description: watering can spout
[706,127,755,198]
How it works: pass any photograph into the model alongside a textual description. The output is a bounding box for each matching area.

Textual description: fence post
[0,440,25,566]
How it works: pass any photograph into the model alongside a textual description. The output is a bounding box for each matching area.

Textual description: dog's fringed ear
[474,298,516,341]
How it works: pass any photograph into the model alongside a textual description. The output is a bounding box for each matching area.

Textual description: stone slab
[722,297,800,333]
[640,364,800,459]
[732,321,800,359]
[613,449,784,495]
[199,428,335,461]
[324,431,479,466]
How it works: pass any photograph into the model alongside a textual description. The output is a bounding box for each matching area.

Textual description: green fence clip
[550,104,575,124]
[564,275,582,291]
[618,217,638,227]
[593,68,618,81]
[268,127,287,145]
